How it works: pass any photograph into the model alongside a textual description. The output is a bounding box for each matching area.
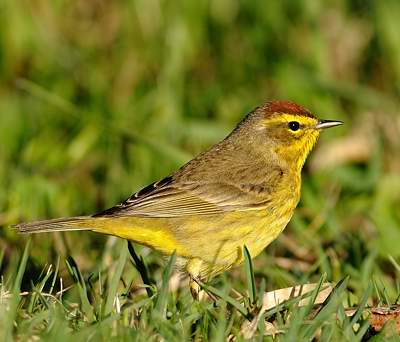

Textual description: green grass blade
[200,282,249,318]
[28,264,53,314]
[128,241,154,297]
[13,240,31,294]
[243,245,257,305]
[155,251,176,314]
[104,242,128,316]
[349,282,372,328]
[65,256,94,321]
[2,239,31,342]
[0,248,5,271]
[302,276,349,340]
[305,273,327,315]
[211,300,227,341]
[257,278,266,308]
[49,256,60,295]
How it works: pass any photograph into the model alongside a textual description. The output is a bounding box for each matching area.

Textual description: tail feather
[12,216,92,234]
[13,216,184,256]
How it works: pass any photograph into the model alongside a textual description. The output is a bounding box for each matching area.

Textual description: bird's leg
[189,276,202,300]
[187,258,218,301]
[187,258,204,300]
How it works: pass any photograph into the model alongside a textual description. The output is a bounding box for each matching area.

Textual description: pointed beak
[315,119,343,130]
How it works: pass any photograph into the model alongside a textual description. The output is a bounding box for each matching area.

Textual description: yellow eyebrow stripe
[263,113,317,126]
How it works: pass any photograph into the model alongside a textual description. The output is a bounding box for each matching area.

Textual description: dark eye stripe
[288,121,300,131]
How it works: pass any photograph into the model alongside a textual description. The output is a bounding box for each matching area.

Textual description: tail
[12,216,93,234]
[13,216,185,256]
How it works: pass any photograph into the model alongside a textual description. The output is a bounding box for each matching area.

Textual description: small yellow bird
[14,100,342,298]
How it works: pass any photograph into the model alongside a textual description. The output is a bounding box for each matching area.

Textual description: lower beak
[315,119,343,130]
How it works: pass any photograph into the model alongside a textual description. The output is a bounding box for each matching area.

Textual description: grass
[1,0,400,340]
[1,242,397,340]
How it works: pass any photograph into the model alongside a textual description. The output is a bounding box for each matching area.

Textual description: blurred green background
[1,0,400,318]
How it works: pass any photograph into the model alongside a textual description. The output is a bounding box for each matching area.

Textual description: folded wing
[94,167,282,218]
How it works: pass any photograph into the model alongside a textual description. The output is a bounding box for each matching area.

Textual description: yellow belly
[175,209,294,278]
[87,201,296,279]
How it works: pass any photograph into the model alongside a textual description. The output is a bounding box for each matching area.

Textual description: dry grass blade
[241,282,333,338]
[262,283,333,311]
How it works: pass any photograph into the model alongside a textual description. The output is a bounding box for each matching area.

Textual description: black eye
[288,121,300,131]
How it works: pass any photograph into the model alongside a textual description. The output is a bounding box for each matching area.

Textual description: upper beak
[315,119,343,130]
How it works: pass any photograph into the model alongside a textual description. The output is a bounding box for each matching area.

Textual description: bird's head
[250,100,343,171]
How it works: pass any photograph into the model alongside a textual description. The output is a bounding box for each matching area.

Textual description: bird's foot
[189,276,218,302]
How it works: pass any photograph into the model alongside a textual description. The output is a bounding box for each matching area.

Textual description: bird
[13,100,343,299]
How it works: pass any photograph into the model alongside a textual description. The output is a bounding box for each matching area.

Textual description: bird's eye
[288,121,300,131]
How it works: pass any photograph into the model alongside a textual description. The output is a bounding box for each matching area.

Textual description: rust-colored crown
[261,100,315,118]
